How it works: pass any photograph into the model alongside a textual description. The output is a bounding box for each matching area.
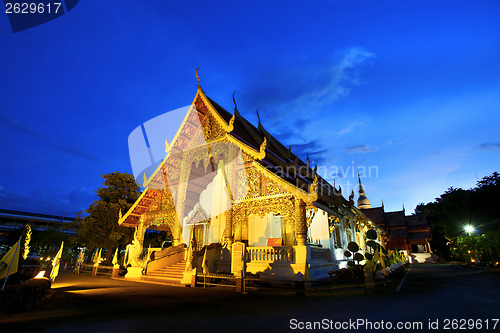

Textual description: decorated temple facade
[356,176,434,263]
[118,78,385,283]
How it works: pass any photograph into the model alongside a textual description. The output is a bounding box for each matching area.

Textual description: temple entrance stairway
[142,260,187,286]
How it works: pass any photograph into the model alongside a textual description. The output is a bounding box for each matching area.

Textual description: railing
[247,246,295,263]
[145,244,186,273]
[79,264,114,275]
[149,244,186,263]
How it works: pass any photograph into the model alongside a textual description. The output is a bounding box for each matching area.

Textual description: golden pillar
[234,210,244,242]
[225,208,234,247]
[294,198,307,246]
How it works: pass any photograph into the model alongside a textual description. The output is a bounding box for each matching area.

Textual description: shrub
[0,278,51,314]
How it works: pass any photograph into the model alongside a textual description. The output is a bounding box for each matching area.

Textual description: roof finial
[256,107,261,126]
[232,91,238,112]
[195,67,200,86]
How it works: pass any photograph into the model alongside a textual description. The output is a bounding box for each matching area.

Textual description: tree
[76,172,141,260]
[420,171,500,265]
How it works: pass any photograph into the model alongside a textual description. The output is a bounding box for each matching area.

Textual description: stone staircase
[412,252,437,264]
[142,260,187,285]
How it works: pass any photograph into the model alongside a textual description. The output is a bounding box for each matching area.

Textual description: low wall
[245,245,335,282]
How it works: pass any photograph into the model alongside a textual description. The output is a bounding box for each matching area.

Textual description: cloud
[336,122,365,135]
[0,112,104,163]
[479,143,500,151]
[239,47,375,165]
[242,47,375,121]
[291,140,328,161]
[346,144,376,153]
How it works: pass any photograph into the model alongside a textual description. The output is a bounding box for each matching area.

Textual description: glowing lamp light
[464,225,475,234]
[34,271,46,279]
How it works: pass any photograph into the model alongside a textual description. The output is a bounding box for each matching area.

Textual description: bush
[328,267,364,281]
[0,278,51,314]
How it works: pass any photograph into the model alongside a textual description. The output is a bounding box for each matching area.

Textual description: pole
[1,237,22,291]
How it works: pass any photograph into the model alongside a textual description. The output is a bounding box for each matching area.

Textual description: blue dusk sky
[0,0,499,217]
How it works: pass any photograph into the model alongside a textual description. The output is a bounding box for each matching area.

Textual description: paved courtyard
[1,264,499,332]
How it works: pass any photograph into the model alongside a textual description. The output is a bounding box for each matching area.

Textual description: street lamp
[464,225,475,235]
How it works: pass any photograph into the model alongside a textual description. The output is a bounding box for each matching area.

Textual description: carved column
[174,157,191,246]
[294,198,307,246]
[225,209,234,247]
[234,209,244,242]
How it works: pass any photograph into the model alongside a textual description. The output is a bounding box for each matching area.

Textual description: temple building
[356,176,434,263]
[118,76,386,284]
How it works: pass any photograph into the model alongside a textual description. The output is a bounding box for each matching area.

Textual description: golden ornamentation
[245,165,261,197]
[227,113,235,133]
[265,175,285,195]
[23,224,31,260]
[306,207,318,227]
[232,195,295,245]
[309,174,318,202]
[258,136,267,160]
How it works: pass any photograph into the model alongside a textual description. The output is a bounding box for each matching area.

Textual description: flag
[77,248,85,265]
[50,241,64,281]
[202,247,209,274]
[0,238,22,281]
[93,248,102,266]
[112,248,118,266]
[124,245,130,266]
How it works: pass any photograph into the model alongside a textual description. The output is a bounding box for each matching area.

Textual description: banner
[50,241,64,281]
[0,238,21,280]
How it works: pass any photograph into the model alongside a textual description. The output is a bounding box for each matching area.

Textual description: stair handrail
[144,244,186,274]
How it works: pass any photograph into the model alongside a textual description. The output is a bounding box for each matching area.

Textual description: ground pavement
[0,264,499,333]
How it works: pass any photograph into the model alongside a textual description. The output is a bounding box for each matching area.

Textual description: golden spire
[358,171,364,194]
